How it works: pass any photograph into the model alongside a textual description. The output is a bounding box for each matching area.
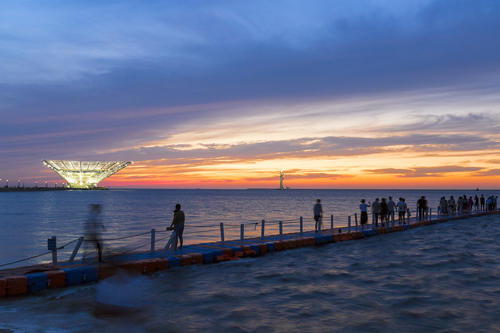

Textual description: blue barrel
[63,267,85,286]
[265,242,275,252]
[166,256,181,267]
[315,234,333,244]
[249,244,260,255]
[202,251,216,264]
[362,229,378,237]
[82,266,98,283]
[26,272,48,293]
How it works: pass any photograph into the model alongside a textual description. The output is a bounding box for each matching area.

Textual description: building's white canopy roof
[42,160,131,188]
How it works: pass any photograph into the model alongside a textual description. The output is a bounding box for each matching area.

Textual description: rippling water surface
[0,190,499,332]
[2,189,499,266]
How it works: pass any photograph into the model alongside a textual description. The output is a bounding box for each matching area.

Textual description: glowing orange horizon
[101,169,500,189]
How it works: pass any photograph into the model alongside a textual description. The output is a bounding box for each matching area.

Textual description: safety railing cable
[0,237,80,268]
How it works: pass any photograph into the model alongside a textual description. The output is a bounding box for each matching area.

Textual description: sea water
[0,189,499,332]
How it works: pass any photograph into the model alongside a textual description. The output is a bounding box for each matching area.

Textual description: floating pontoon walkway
[0,211,499,297]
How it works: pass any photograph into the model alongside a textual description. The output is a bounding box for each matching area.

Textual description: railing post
[330,214,334,229]
[69,237,84,263]
[240,223,244,242]
[299,216,303,234]
[279,221,283,240]
[150,228,156,252]
[348,216,351,233]
[220,223,225,243]
[354,213,358,228]
[48,236,57,264]
[261,219,265,239]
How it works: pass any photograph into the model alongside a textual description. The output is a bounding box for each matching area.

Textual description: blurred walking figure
[314,199,323,232]
[480,194,485,211]
[167,203,185,250]
[84,204,105,262]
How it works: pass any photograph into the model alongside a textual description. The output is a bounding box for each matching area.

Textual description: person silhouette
[84,204,106,262]
[167,203,185,250]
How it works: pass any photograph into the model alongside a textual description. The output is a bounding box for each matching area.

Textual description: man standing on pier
[359,199,370,229]
[167,203,185,250]
[314,199,323,232]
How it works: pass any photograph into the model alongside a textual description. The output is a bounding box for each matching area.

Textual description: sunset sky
[1,0,499,189]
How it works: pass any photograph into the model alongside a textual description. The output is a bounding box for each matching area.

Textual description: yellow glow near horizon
[98,91,500,188]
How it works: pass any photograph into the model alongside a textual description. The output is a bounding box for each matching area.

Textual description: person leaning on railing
[167,203,185,250]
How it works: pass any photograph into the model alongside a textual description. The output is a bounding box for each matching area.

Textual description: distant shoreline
[94,187,499,191]
[0,187,108,192]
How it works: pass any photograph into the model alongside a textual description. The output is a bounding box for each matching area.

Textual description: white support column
[69,237,84,262]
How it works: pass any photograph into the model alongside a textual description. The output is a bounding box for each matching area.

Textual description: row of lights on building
[0,178,67,188]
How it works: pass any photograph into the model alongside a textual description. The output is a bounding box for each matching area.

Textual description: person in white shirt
[397,198,407,224]
[359,199,370,229]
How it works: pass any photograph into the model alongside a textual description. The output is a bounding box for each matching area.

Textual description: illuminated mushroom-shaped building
[42,160,131,189]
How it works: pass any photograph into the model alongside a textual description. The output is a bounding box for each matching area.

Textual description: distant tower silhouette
[280,170,288,190]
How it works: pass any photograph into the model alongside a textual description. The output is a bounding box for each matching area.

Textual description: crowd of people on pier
[355,194,498,229]
[438,194,498,215]
[359,196,411,228]
[81,194,498,261]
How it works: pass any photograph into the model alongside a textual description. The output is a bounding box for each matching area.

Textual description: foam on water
[1,214,499,332]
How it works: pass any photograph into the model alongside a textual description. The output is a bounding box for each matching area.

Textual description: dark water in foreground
[0,189,499,332]
[0,213,499,332]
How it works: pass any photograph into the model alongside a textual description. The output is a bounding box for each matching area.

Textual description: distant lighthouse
[279,170,289,190]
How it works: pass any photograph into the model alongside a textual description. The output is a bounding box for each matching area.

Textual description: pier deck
[0,210,499,297]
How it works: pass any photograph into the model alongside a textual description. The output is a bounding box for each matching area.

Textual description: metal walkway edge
[0,211,498,298]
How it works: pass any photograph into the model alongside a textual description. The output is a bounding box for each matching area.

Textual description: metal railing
[0,207,498,269]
